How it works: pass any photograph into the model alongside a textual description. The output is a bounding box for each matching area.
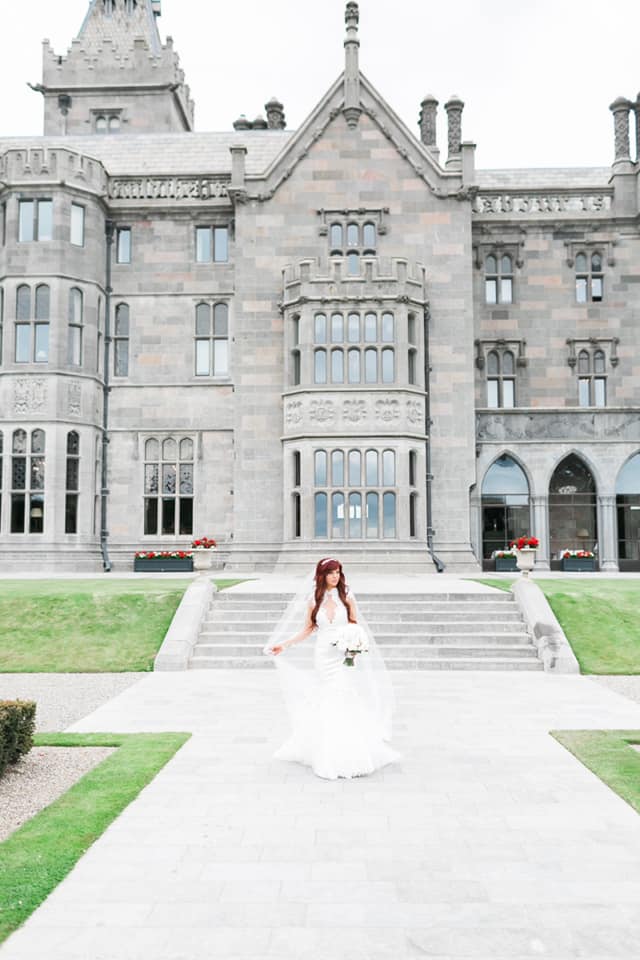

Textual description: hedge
[0,701,36,778]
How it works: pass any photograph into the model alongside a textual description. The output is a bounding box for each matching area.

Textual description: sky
[1,0,639,170]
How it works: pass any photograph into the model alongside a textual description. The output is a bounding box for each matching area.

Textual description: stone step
[192,642,536,659]
[197,628,529,644]
[213,592,512,604]
[189,655,543,671]
[204,609,524,624]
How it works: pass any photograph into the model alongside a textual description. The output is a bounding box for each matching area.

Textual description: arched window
[65,431,80,534]
[144,435,194,536]
[114,303,130,377]
[362,222,376,253]
[331,450,344,485]
[575,251,604,303]
[330,313,343,342]
[481,454,531,562]
[329,223,343,253]
[548,454,597,565]
[346,252,359,276]
[314,349,327,384]
[314,450,327,486]
[314,492,328,537]
[15,284,49,363]
[314,313,327,343]
[616,453,640,569]
[486,348,515,408]
[331,492,345,538]
[311,447,399,540]
[195,302,229,376]
[485,253,513,304]
[95,116,107,133]
[383,492,396,538]
[577,347,606,407]
[10,428,45,533]
[68,288,83,366]
[349,492,362,537]
[331,348,344,383]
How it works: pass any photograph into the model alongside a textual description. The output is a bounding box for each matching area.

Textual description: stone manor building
[1,0,640,573]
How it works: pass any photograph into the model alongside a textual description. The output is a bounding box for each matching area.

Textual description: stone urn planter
[192,548,214,573]
[514,549,536,576]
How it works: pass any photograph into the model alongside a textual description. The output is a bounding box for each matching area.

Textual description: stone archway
[616,453,640,571]
[481,454,531,569]
[548,454,598,568]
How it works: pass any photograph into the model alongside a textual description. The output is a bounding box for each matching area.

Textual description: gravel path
[0,673,146,731]
[0,673,144,842]
[590,675,640,706]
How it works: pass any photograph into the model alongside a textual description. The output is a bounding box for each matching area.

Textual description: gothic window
[143,436,194,536]
[15,284,50,363]
[71,204,85,246]
[575,252,603,303]
[328,217,377,274]
[313,446,397,539]
[65,431,80,534]
[548,454,597,563]
[113,303,130,377]
[195,302,229,376]
[18,199,53,242]
[11,429,45,534]
[0,431,3,531]
[195,226,229,263]
[409,449,419,538]
[313,311,395,385]
[577,348,606,407]
[486,349,516,408]
[68,288,83,366]
[116,228,131,263]
[0,286,3,365]
[1,202,6,245]
[485,254,513,305]
[481,454,531,561]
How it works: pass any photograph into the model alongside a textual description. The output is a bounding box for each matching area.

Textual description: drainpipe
[100,220,114,572]
[423,305,445,572]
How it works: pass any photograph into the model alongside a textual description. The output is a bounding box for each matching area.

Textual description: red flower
[192,536,217,549]
[510,536,539,550]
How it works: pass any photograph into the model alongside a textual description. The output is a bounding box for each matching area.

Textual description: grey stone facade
[1,0,640,573]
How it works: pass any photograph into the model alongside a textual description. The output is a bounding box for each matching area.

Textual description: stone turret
[37,0,195,135]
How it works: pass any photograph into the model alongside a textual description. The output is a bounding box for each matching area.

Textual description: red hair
[311,557,355,626]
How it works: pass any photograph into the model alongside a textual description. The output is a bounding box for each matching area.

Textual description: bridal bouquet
[331,623,369,666]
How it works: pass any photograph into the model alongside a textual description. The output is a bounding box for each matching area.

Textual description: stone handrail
[511,578,579,673]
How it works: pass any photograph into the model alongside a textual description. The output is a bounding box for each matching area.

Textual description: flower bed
[495,553,518,572]
[133,551,193,573]
[561,550,596,572]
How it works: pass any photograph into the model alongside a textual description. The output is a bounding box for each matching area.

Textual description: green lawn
[473,578,640,674]
[0,732,190,944]
[552,730,640,816]
[0,578,244,673]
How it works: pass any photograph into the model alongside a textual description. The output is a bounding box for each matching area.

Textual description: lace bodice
[316,588,350,631]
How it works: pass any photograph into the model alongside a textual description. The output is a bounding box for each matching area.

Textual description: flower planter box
[561,557,596,572]
[495,556,518,572]
[133,557,193,573]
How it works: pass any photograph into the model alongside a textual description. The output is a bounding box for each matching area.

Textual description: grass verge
[552,730,640,816]
[0,578,245,672]
[0,731,190,944]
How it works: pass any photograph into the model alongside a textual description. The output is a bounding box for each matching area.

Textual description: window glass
[196,226,211,262]
[348,450,361,486]
[485,279,497,305]
[117,228,131,263]
[331,492,345,538]
[71,204,85,246]
[115,304,130,337]
[575,253,588,272]
[487,379,499,408]
[348,348,360,383]
[381,312,394,342]
[314,349,327,384]
[17,286,30,320]
[575,278,588,303]
[330,224,343,250]
[214,339,228,376]
[383,492,396,537]
[349,492,362,538]
[577,350,590,375]
[366,492,378,537]
[314,314,327,343]
[195,339,210,376]
[381,348,394,383]
[592,276,603,301]
[594,350,605,374]
[35,285,50,320]
[331,348,344,383]
[347,313,360,342]
[500,255,512,273]
[15,326,30,363]
[578,378,590,407]
[594,377,606,407]
[503,379,515,408]
[214,303,228,336]
[19,201,34,242]
[346,223,359,247]
[364,313,377,342]
[362,222,376,249]
[315,450,327,485]
[214,227,228,262]
[382,450,395,486]
[145,438,159,460]
[38,201,53,241]
[365,450,378,486]
[331,450,344,486]
[331,313,343,343]
[502,351,514,376]
[485,255,497,274]
[346,252,359,275]
[591,253,602,272]
[364,348,377,383]
[487,351,499,376]
[500,277,513,304]
[34,324,49,362]
[408,314,416,343]
[315,492,328,537]
[195,304,210,335]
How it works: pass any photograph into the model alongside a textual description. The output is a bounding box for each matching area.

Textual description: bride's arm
[271,602,315,655]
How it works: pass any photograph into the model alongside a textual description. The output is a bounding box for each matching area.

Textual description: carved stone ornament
[68,381,82,416]
[13,378,47,414]
[285,400,303,425]
[406,399,423,425]
[309,399,336,423]
[342,399,367,423]
[375,398,400,423]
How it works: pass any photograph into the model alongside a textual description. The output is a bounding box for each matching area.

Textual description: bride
[265,557,400,780]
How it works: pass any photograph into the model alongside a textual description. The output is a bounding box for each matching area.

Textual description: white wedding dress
[273,588,401,780]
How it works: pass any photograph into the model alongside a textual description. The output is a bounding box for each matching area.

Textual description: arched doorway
[616,453,640,571]
[481,454,531,569]
[548,454,598,568]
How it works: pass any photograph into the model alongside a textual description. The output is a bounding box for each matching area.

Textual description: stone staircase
[188,590,543,671]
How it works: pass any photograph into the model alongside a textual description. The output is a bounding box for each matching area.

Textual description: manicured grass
[0,732,190,944]
[470,577,514,593]
[0,578,245,673]
[552,730,640,816]
[472,578,640,674]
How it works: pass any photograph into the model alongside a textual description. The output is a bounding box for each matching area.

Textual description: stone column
[444,95,464,170]
[469,494,481,562]
[531,496,550,569]
[419,94,439,158]
[597,495,619,572]
[610,97,632,162]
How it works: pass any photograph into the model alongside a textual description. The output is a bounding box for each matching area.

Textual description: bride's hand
[270,644,284,655]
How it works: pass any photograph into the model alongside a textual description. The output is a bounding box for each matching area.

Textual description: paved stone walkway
[2,669,640,960]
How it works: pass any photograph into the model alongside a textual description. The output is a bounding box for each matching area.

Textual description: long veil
[263,571,395,742]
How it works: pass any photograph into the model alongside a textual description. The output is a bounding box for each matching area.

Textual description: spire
[343,2,361,129]
[78,0,162,56]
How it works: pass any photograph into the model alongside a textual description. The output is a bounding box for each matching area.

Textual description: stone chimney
[444,95,464,170]
[419,94,439,158]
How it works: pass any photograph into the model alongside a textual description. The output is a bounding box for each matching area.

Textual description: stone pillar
[343,1,361,128]
[419,94,439,157]
[265,98,286,130]
[531,496,550,569]
[461,141,476,186]
[597,495,619,572]
[444,95,464,170]
[610,96,632,163]
[469,494,481,561]
[230,144,247,191]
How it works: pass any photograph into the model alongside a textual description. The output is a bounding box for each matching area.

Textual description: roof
[0,131,295,176]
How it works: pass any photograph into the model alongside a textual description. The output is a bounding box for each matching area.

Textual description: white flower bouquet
[331,623,369,666]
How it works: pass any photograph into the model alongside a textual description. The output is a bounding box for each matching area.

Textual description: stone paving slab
[2,671,640,960]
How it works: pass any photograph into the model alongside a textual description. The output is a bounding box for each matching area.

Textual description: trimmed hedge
[0,701,36,778]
